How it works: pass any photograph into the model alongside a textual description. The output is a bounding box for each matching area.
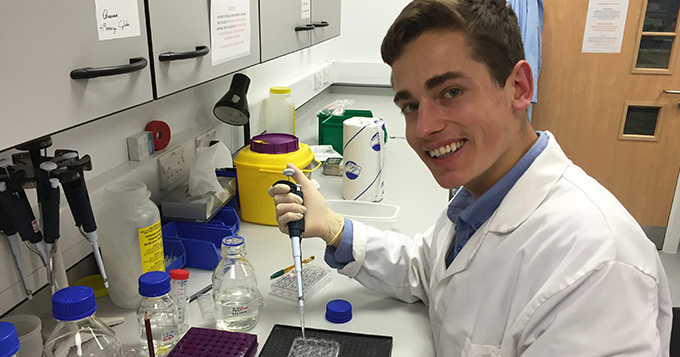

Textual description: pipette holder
[0,135,109,296]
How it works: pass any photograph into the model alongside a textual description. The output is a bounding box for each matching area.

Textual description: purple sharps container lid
[250,133,299,154]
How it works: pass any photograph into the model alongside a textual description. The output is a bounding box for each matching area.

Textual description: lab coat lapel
[488,131,571,234]
[436,132,570,280]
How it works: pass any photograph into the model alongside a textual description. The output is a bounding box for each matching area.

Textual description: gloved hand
[268,163,344,246]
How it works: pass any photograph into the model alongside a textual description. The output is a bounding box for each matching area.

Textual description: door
[533,0,680,249]
[311,0,342,45]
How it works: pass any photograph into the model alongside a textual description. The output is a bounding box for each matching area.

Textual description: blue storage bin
[162,207,241,270]
[164,237,187,272]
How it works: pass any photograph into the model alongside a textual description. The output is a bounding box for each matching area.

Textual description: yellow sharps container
[234,133,319,225]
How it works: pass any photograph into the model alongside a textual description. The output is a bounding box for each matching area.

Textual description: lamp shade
[213,73,251,144]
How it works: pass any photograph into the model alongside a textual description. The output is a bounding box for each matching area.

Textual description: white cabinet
[260,0,341,62]
[0,1,154,150]
[147,0,261,98]
[311,0,341,46]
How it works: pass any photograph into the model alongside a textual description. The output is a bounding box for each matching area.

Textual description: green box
[317,109,373,155]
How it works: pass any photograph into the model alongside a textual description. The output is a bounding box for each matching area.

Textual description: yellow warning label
[138,220,165,273]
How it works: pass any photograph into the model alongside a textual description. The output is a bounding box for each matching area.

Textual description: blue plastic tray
[164,237,187,272]
[162,207,240,270]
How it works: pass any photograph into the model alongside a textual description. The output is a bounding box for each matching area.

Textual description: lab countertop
[104,86,447,356]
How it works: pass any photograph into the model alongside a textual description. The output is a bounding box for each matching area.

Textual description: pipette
[273,168,306,339]
[0,160,33,298]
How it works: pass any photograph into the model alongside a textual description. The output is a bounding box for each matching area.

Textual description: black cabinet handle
[295,24,315,31]
[70,57,148,80]
[159,45,210,62]
[313,21,329,27]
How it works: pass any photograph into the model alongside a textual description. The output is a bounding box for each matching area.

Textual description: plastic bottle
[98,181,164,309]
[212,236,261,331]
[137,271,180,356]
[0,322,19,357]
[43,286,123,357]
[169,269,189,326]
[264,86,296,135]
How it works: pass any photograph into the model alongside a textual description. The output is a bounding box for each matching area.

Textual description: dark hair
[381,0,525,87]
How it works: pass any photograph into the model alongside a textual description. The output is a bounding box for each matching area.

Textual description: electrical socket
[323,65,332,86]
[195,128,217,149]
[158,146,189,189]
[314,71,323,91]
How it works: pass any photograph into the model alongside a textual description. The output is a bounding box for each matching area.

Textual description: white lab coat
[337,132,672,356]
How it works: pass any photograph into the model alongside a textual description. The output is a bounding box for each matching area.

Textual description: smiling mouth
[428,139,466,159]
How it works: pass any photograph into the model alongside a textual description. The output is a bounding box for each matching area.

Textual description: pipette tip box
[270,265,332,302]
[167,327,257,357]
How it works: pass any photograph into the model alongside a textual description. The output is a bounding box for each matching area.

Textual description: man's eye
[401,103,419,114]
[443,89,461,99]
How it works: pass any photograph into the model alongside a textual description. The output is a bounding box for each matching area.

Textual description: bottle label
[231,305,250,316]
[138,220,165,273]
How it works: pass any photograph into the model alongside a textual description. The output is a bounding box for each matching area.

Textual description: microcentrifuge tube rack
[270,265,332,302]
[167,327,257,357]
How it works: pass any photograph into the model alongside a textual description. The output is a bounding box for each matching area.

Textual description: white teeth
[429,140,464,158]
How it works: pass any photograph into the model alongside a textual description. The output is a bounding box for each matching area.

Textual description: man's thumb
[288,163,313,189]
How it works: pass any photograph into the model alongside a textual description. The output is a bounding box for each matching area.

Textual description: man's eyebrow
[424,71,466,90]
[393,90,412,103]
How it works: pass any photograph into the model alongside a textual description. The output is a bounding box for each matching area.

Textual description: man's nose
[416,98,446,137]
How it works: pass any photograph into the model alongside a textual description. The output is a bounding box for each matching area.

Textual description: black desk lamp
[213,73,251,145]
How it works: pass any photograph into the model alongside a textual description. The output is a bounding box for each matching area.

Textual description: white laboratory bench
[104,86,448,356]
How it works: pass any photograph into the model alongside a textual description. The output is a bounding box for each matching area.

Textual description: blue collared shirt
[325,131,549,269]
[444,131,548,267]
[508,0,544,104]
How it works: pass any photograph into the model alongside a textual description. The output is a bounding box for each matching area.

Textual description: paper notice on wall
[211,0,251,66]
[301,0,311,19]
[94,0,141,41]
[582,0,630,53]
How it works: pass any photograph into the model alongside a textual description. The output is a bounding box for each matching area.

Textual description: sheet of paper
[301,0,311,20]
[94,0,141,41]
[211,0,251,66]
[582,0,630,53]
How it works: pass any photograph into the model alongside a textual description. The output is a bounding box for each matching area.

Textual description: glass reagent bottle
[43,286,123,357]
[137,271,180,356]
[212,236,261,331]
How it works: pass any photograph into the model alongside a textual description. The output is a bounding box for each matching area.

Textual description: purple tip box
[168,327,257,357]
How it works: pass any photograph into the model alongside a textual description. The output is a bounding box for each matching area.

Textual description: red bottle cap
[170,269,190,280]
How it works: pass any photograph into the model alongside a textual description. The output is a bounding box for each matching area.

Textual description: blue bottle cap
[325,299,352,323]
[138,271,171,297]
[52,286,97,321]
[0,322,20,357]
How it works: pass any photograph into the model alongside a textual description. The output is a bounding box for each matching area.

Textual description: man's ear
[509,60,533,111]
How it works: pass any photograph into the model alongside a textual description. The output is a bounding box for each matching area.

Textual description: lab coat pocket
[461,337,502,357]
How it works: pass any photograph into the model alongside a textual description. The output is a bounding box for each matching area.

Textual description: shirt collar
[447,131,549,227]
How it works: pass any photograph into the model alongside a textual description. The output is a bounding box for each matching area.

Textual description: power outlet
[195,128,217,149]
[322,65,332,86]
[314,71,323,91]
[158,146,189,189]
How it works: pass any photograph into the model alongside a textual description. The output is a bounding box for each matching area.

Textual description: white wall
[0,1,413,317]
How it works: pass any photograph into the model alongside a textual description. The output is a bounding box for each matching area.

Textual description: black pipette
[273,168,306,339]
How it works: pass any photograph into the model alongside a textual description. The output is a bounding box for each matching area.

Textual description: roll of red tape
[145,120,171,151]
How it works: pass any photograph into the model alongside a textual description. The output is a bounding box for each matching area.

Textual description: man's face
[392,30,525,196]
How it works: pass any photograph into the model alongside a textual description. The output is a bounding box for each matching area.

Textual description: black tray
[259,324,393,357]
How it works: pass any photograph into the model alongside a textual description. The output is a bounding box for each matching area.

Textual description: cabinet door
[311,0,341,45]
[0,1,153,150]
[260,0,312,62]
[147,0,261,98]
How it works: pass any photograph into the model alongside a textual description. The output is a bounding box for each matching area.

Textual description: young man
[269,0,672,355]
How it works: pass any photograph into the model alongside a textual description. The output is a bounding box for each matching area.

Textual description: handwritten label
[301,0,311,19]
[211,0,251,66]
[94,0,141,41]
